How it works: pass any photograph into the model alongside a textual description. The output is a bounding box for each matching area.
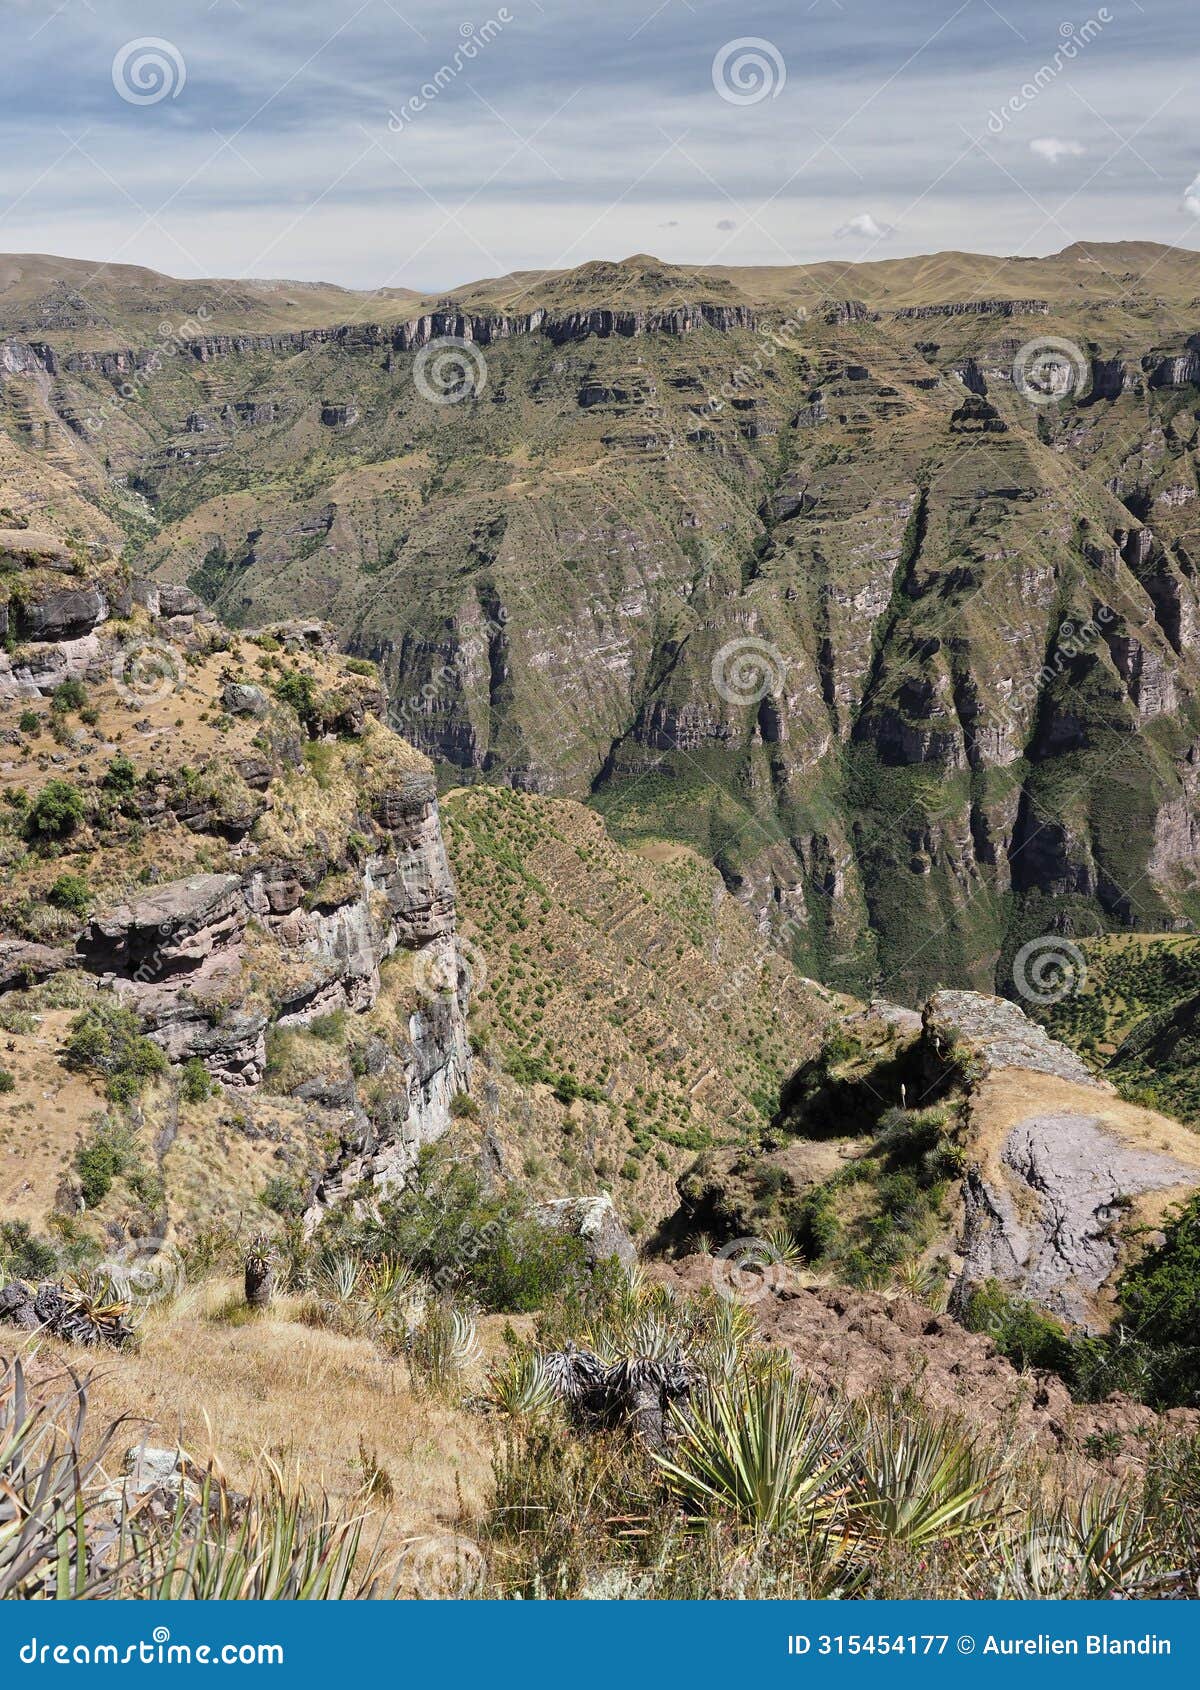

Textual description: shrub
[273,669,319,727]
[26,780,85,840]
[261,1174,306,1219]
[331,1151,590,1314]
[74,1118,143,1207]
[960,1279,1074,1374]
[63,1002,167,1104]
[102,752,138,795]
[0,1219,58,1280]
[17,709,38,735]
[179,1058,214,1104]
[47,873,92,918]
[0,1068,14,1095]
[49,679,88,715]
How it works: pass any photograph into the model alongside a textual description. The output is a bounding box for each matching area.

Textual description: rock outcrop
[0,535,471,1216]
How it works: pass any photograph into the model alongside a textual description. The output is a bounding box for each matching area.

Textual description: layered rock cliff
[0,528,470,1234]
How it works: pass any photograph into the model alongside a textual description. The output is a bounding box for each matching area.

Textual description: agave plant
[0,1357,121,1599]
[653,1371,855,1535]
[482,1352,560,1420]
[997,1485,1157,1599]
[404,1301,480,1393]
[851,1400,1003,1549]
[53,1271,137,1348]
[127,1467,394,1599]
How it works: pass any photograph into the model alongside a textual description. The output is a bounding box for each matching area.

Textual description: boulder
[535,1194,636,1269]
[78,873,246,980]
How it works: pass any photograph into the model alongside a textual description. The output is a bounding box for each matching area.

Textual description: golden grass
[19,1279,504,1559]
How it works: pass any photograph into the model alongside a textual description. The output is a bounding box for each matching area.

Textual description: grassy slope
[443,785,842,1226]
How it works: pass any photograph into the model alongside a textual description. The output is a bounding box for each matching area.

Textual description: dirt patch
[657,1255,1199,1478]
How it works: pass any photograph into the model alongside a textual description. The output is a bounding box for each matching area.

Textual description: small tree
[26,780,85,841]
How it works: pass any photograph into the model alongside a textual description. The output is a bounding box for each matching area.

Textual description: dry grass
[18,1279,503,1560]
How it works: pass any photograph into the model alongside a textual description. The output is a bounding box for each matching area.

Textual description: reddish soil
[658,1257,1199,1478]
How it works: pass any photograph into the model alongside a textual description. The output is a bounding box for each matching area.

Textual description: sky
[0,0,1197,290]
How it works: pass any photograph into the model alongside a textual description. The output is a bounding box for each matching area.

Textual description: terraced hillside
[443,785,840,1223]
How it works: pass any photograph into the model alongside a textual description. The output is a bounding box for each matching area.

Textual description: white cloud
[835,213,894,240]
[1030,138,1086,164]
[1185,174,1200,217]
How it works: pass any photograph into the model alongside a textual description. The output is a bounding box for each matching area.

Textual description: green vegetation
[25,779,85,840]
[327,1148,594,1314]
[63,1001,168,1104]
[47,873,92,918]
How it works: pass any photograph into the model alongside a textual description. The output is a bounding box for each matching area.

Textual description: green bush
[74,1118,142,1208]
[0,1219,58,1280]
[102,753,138,795]
[49,679,88,715]
[0,1069,14,1095]
[960,1279,1074,1374]
[330,1152,591,1314]
[179,1058,214,1104]
[273,669,319,727]
[25,780,85,840]
[17,710,39,735]
[47,873,92,918]
[63,1001,167,1104]
[261,1174,306,1218]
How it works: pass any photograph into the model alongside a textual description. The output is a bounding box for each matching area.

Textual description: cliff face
[7,248,1200,1003]
[0,529,469,1233]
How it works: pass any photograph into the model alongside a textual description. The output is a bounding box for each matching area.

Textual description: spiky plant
[852,1400,1003,1549]
[483,1352,560,1421]
[0,1358,122,1599]
[997,1485,1156,1598]
[404,1302,479,1394]
[127,1467,395,1599]
[243,1234,276,1311]
[54,1271,138,1348]
[653,1372,855,1534]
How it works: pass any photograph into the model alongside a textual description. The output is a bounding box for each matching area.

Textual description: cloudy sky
[0,0,1197,289]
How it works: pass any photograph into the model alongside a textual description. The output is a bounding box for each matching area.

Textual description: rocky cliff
[668,988,1200,1332]
[0,528,470,1235]
[6,246,1200,1004]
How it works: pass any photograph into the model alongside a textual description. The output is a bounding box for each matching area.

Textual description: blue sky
[1,0,1197,288]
